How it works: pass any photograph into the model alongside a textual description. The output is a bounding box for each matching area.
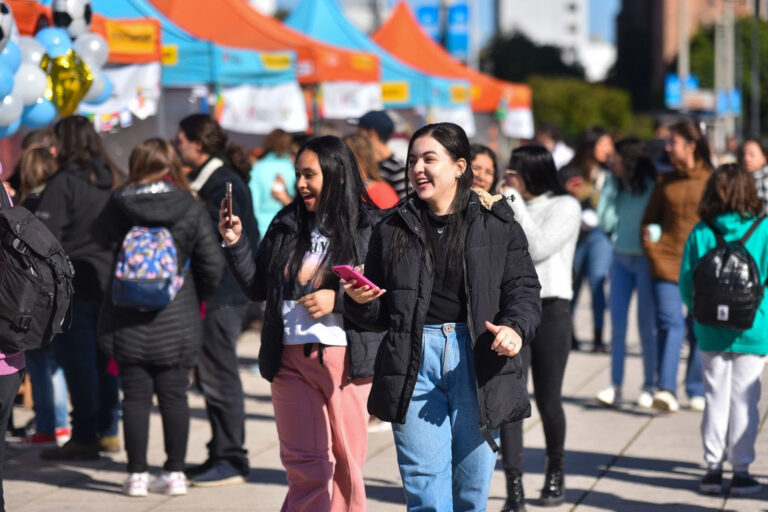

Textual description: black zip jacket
[94,181,224,367]
[223,205,383,382]
[36,157,118,300]
[344,191,542,441]
[191,159,260,311]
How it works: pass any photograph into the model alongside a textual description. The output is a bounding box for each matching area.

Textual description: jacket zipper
[463,254,500,452]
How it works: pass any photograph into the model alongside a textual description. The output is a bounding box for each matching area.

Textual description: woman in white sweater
[498,145,581,512]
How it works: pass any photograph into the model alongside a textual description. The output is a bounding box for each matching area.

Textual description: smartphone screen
[225,182,233,228]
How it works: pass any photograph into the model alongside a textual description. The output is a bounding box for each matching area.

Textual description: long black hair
[54,115,122,190]
[387,123,473,274]
[508,144,566,196]
[567,126,610,180]
[613,138,657,195]
[287,135,377,287]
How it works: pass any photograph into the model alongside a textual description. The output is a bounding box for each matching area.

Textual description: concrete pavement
[5,295,768,511]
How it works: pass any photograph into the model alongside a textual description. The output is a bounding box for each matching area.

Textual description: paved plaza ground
[5,296,768,511]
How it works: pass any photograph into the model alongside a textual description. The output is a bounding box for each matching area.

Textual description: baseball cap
[357,111,394,141]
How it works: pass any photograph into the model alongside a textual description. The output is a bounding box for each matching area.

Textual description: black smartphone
[224,181,233,228]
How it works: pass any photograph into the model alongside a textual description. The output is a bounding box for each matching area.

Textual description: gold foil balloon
[40,49,93,117]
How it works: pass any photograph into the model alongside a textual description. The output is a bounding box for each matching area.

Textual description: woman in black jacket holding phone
[344,123,541,511]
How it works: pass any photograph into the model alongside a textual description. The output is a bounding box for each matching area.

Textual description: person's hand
[641,225,650,242]
[218,198,242,245]
[486,321,522,357]
[3,181,15,199]
[271,174,292,206]
[297,289,336,319]
[342,279,386,304]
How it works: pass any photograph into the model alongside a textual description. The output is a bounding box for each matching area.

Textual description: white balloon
[73,32,108,68]
[84,68,105,102]
[13,63,48,105]
[0,92,22,125]
[17,36,46,66]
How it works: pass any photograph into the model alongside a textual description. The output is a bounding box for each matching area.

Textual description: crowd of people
[0,108,766,512]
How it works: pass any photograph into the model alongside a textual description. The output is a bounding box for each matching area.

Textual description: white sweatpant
[701,351,766,473]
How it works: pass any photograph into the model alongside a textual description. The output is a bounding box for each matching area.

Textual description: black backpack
[692,217,765,330]
[0,189,74,353]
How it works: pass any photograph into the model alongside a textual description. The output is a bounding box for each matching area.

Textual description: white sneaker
[596,386,621,407]
[690,396,706,412]
[652,390,680,412]
[123,472,149,497]
[149,471,188,496]
[637,390,654,409]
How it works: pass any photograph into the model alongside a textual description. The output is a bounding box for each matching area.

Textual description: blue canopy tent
[90,0,297,87]
[286,0,470,112]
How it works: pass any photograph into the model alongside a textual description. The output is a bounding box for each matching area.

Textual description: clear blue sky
[276,0,621,46]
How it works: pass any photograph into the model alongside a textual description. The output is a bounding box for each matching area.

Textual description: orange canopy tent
[373,2,530,114]
[8,0,162,64]
[148,0,379,85]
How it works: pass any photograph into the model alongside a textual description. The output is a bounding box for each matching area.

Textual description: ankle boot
[592,327,607,353]
[501,474,525,512]
[539,459,565,506]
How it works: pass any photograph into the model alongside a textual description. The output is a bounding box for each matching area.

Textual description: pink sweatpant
[272,344,372,512]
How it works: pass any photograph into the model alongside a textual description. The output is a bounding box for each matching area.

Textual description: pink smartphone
[332,265,381,293]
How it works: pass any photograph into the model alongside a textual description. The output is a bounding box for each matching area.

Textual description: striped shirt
[379,155,407,199]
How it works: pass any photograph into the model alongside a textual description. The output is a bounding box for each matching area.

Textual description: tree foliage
[482,34,585,82]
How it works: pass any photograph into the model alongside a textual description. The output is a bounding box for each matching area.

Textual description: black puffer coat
[95,181,224,367]
[223,205,383,382]
[344,191,542,439]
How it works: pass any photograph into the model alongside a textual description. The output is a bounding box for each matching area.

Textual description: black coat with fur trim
[344,190,542,436]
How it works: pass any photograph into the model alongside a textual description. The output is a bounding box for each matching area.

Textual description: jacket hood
[112,181,194,225]
[60,156,116,190]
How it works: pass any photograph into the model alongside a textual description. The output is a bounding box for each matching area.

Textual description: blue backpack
[111,226,186,311]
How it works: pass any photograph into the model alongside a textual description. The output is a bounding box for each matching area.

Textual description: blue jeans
[54,299,120,443]
[25,346,69,436]
[609,253,657,390]
[572,227,613,332]
[653,280,704,398]
[392,323,498,512]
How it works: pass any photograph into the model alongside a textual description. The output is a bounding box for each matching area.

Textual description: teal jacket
[597,173,655,255]
[679,213,768,354]
[248,152,296,239]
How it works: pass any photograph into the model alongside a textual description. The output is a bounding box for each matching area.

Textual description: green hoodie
[679,212,768,354]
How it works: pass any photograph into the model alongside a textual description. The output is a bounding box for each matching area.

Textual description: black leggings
[500,298,571,476]
[120,363,190,473]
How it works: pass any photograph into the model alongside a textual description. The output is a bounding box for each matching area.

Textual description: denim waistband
[423,322,468,334]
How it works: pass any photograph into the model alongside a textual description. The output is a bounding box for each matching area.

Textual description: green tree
[482,34,585,82]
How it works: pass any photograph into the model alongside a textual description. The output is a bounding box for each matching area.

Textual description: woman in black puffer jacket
[343,123,541,511]
[95,139,223,497]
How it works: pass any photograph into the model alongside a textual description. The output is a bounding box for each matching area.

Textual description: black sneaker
[731,474,762,496]
[190,462,246,487]
[184,459,214,478]
[699,469,722,494]
[40,439,100,461]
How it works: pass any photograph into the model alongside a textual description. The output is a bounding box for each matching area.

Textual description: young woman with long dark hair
[95,139,224,497]
[219,136,381,511]
[343,123,541,511]
[595,139,659,409]
[469,143,499,193]
[499,145,581,510]
[738,138,768,214]
[642,120,712,413]
[560,127,614,352]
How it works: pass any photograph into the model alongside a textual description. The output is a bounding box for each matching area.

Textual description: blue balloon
[0,41,21,73]
[22,98,57,129]
[35,28,72,58]
[0,118,22,139]
[0,63,13,99]
[86,74,113,105]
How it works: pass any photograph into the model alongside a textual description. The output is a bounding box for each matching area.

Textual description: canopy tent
[285,0,467,111]
[148,0,379,85]
[90,0,296,87]
[373,2,533,138]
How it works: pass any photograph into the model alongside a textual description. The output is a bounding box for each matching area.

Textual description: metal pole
[678,0,690,111]
[752,0,761,137]
[469,0,480,70]
[725,0,736,137]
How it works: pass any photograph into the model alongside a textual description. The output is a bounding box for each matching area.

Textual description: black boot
[539,459,565,506]
[571,333,580,351]
[501,474,526,512]
[592,327,607,353]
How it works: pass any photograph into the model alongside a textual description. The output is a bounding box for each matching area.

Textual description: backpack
[692,217,766,330]
[0,189,74,353]
[111,226,187,311]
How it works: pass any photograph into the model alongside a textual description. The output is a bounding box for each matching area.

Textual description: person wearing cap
[357,111,407,198]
